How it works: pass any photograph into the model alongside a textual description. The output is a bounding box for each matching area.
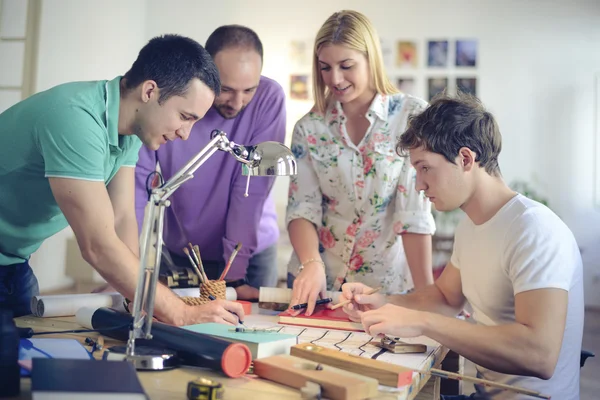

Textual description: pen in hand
[291,297,333,310]
[330,286,383,310]
[208,294,245,326]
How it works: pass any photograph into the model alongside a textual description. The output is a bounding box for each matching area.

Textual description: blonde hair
[312,10,398,114]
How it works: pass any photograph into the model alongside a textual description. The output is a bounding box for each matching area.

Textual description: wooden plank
[290,342,414,388]
[253,354,378,400]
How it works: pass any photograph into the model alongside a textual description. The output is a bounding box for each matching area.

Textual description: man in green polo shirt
[0,34,246,325]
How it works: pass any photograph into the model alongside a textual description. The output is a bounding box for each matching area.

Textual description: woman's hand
[288,261,327,316]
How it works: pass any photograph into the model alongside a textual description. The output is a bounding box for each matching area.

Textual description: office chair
[581,350,595,368]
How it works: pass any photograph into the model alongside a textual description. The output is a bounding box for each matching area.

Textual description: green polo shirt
[0,76,142,265]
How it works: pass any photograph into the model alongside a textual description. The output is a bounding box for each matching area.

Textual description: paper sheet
[248,320,440,371]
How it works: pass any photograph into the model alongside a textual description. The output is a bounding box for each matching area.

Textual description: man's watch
[225,278,247,288]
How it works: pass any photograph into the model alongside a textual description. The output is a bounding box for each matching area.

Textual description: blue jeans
[441,395,476,400]
[163,244,279,289]
[0,261,39,317]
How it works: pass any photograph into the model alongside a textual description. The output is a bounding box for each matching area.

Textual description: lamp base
[104,343,179,371]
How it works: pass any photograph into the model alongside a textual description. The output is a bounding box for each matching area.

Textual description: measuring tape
[187,378,224,400]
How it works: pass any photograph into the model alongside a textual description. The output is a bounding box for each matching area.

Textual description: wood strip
[253,354,378,400]
[290,342,414,388]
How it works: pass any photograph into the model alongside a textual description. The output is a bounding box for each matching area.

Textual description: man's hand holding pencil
[337,283,386,322]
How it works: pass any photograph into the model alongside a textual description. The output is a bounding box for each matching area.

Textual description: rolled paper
[31,288,201,318]
[78,307,251,378]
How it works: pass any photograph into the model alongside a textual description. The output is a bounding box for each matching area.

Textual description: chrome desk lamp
[124,129,297,370]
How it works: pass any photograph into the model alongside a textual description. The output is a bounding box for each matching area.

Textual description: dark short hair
[205,25,263,61]
[123,34,220,103]
[397,91,502,176]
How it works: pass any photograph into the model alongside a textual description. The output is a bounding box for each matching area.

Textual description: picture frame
[427,40,448,67]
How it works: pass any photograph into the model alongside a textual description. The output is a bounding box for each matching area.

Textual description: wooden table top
[13,308,447,399]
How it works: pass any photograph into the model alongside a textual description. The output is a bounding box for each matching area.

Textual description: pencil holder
[181,279,226,306]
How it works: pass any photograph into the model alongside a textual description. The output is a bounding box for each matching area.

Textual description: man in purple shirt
[135,25,285,300]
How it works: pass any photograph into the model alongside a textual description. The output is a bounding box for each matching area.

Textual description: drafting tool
[370,336,427,354]
[291,297,333,310]
[427,369,550,399]
[330,286,382,310]
[253,354,378,400]
[291,342,414,387]
[187,377,224,400]
[228,326,279,333]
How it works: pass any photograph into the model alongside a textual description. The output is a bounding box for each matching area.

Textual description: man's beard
[132,123,154,148]
[132,123,144,140]
[215,104,246,120]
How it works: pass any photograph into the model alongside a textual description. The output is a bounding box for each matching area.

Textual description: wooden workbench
[13,308,448,399]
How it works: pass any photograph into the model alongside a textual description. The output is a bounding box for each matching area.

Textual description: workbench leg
[440,350,464,395]
[414,376,440,400]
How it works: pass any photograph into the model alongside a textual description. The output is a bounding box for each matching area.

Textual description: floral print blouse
[286,93,436,294]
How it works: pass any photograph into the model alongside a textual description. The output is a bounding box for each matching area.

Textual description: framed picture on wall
[456,77,477,96]
[428,77,448,100]
[290,40,310,68]
[396,41,417,68]
[427,40,448,67]
[290,74,309,100]
[456,39,477,67]
[396,77,416,96]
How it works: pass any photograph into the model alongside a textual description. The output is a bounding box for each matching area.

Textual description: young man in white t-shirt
[338,93,584,399]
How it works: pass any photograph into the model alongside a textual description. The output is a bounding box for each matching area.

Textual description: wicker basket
[181,279,226,306]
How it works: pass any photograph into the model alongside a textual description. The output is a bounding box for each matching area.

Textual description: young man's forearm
[421,313,555,379]
[387,283,462,317]
[82,235,187,325]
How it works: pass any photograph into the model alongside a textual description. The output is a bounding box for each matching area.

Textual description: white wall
[29,0,147,291]
[144,0,600,306]
[20,0,600,305]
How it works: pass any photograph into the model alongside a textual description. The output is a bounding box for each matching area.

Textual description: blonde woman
[286,10,435,315]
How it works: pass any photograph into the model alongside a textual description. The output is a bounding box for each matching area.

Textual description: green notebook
[183,323,298,359]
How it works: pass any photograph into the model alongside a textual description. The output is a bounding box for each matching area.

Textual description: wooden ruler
[253,354,378,400]
[291,343,551,399]
[290,342,414,387]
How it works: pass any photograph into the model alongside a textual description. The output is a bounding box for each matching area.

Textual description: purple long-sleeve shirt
[135,76,286,280]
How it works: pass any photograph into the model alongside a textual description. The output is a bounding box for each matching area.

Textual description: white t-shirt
[450,194,584,399]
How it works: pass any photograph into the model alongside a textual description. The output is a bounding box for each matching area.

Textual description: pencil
[424,368,551,399]
[219,242,242,280]
[291,297,333,310]
[330,286,383,310]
